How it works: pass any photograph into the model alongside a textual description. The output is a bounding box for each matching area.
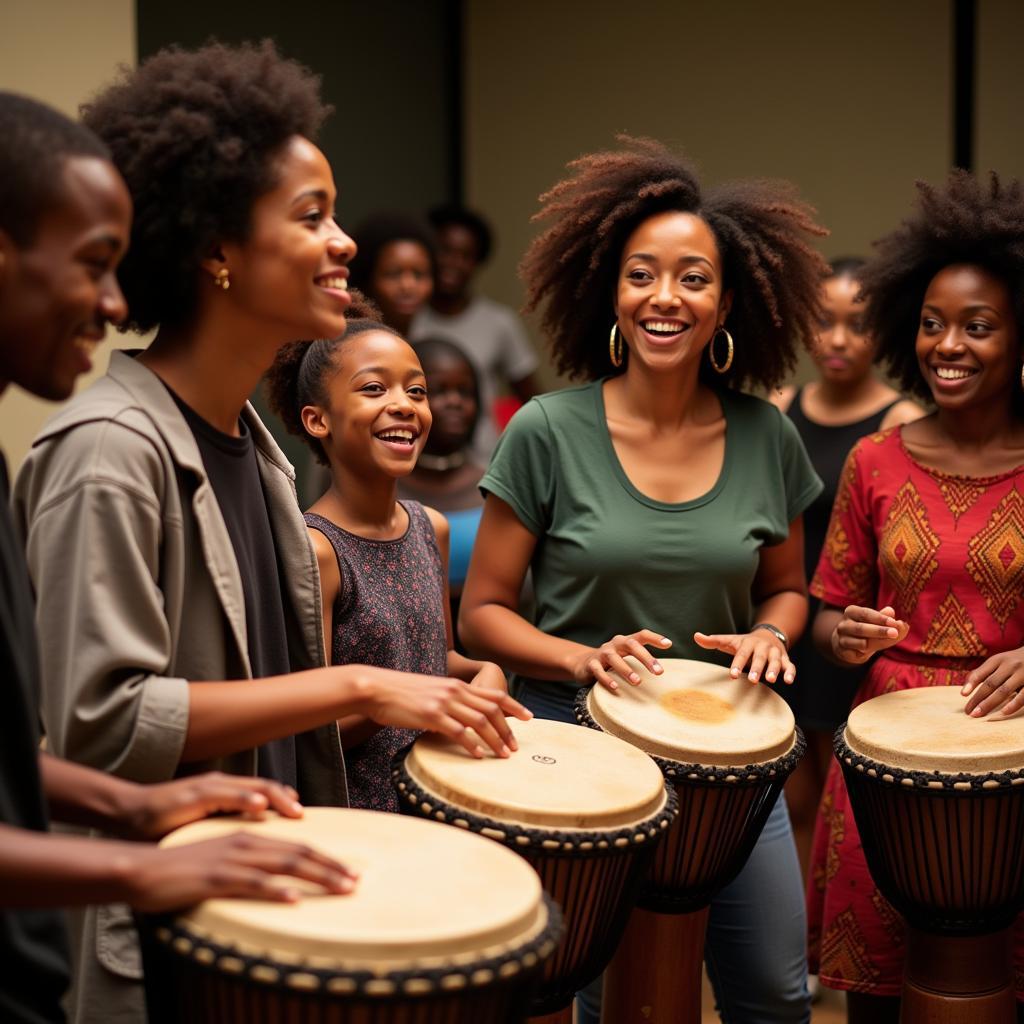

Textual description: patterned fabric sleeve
[810,437,879,608]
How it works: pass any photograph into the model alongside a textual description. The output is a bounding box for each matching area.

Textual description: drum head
[160,808,547,970]
[588,657,796,767]
[845,687,1024,774]
[403,717,666,829]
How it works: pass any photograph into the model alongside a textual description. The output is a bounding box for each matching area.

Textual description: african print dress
[806,426,1024,997]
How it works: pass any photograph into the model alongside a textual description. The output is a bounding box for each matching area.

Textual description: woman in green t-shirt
[460,137,825,1024]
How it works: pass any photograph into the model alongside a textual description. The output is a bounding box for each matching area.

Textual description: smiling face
[303,329,431,478]
[811,274,875,386]
[370,240,433,329]
[218,135,354,344]
[614,211,731,374]
[915,263,1019,411]
[0,155,131,401]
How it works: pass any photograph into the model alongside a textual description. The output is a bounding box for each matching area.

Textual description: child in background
[399,338,485,625]
[267,299,515,811]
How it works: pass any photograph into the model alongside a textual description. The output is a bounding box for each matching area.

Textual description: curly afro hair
[81,39,330,334]
[265,291,403,465]
[860,170,1024,403]
[520,136,828,390]
[347,212,437,297]
[0,92,110,246]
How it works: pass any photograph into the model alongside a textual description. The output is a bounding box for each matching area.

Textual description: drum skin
[141,809,560,1024]
[392,718,677,1015]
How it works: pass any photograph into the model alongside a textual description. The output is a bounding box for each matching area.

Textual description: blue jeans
[517,681,810,1024]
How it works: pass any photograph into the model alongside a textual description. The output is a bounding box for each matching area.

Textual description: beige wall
[976,0,1024,179]
[0,0,136,472]
[466,0,957,390]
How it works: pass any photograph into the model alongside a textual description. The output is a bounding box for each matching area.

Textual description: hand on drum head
[355,667,532,758]
[831,605,907,665]
[125,831,359,912]
[116,773,306,841]
[962,648,1024,718]
[694,629,793,684]
[571,630,672,691]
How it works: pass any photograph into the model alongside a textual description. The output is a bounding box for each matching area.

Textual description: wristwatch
[751,622,789,649]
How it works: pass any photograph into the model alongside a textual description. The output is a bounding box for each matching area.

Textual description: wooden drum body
[392,718,677,1016]
[577,657,805,1024]
[838,687,1024,1024]
[141,808,560,1024]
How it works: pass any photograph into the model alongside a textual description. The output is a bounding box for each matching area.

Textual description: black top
[0,453,70,1024]
[783,389,897,730]
[169,392,297,789]
[787,390,898,585]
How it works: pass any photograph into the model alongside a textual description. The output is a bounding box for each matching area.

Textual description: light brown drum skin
[578,657,804,1024]
[392,717,677,1018]
[839,687,1024,1024]
[140,808,560,1024]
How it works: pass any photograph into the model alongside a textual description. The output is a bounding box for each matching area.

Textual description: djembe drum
[392,717,677,1022]
[837,687,1024,1023]
[141,808,561,1023]
[577,657,805,1024]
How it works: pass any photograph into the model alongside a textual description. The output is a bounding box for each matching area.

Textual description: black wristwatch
[751,622,789,649]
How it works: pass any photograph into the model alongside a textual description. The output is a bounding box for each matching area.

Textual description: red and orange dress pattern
[806,426,1024,996]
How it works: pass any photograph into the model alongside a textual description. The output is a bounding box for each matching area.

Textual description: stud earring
[214,267,231,291]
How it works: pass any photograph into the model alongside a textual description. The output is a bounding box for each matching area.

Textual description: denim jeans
[517,681,811,1024]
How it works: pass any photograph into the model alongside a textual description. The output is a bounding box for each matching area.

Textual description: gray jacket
[14,351,348,1022]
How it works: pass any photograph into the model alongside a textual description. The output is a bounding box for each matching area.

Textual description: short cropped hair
[0,92,110,245]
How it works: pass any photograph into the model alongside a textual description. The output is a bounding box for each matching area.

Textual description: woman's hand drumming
[829,604,908,666]
[569,630,672,692]
[962,647,1024,718]
[694,629,793,684]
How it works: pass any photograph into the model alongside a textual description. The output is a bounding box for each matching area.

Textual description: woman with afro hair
[13,40,527,1024]
[809,171,1024,1021]
[460,136,827,1023]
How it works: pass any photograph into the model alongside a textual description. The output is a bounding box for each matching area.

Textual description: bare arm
[459,496,670,691]
[0,822,356,911]
[40,752,310,838]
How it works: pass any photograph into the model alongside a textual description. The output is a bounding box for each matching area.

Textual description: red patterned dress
[807,426,1024,996]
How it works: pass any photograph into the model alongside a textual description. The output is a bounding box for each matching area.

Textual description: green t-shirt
[480,379,823,709]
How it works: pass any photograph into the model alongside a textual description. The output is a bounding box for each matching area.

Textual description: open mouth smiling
[374,426,420,451]
[640,318,689,342]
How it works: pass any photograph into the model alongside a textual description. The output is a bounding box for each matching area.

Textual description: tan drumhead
[160,808,547,970]
[588,657,796,767]
[403,717,666,829]
[845,687,1024,774]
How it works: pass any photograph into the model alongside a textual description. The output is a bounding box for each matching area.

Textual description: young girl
[267,298,511,811]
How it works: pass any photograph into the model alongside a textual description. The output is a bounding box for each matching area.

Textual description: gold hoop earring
[709,326,734,374]
[609,322,623,368]
[214,267,231,291]
[1020,363,1024,393]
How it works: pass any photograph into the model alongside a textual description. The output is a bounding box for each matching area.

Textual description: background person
[410,203,540,461]
[770,257,920,888]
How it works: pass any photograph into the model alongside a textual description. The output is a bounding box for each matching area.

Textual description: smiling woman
[12,42,529,1024]
[459,135,827,1023]
[806,170,1024,1022]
